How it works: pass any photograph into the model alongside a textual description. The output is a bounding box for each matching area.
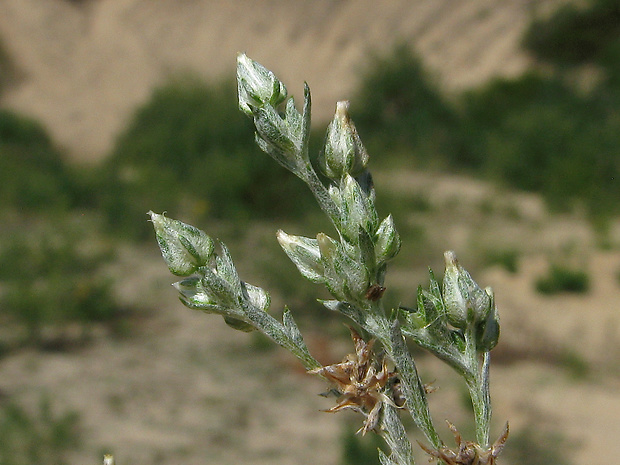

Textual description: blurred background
[0,0,619,463]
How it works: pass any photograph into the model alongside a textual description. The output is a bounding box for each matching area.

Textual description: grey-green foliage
[150,54,506,465]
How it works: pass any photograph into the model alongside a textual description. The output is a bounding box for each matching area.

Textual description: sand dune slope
[0,0,544,161]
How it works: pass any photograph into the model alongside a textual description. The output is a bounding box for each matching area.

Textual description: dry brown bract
[308,326,393,435]
[418,421,509,465]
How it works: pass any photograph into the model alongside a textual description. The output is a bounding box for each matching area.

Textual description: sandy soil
[0,0,549,162]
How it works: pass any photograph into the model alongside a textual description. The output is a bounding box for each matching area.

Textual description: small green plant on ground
[535,263,590,295]
[502,424,574,465]
[0,396,80,465]
[146,55,508,465]
[483,249,519,274]
[0,219,123,349]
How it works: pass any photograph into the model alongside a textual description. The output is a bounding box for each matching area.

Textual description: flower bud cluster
[237,53,308,176]
[375,215,401,266]
[277,205,400,305]
[149,211,269,332]
[443,251,490,328]
[442,251,499,351]
[399,251,499,375]
[150,55,505,463]
[237,55,401,307]
[328,174,378,242]
[277,230,368,303]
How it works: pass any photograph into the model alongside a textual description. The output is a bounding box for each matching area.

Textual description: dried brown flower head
[418,421,509,465]
[309,326,394,435]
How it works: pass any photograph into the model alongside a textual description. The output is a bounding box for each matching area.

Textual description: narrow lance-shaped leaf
[282,308,305,347]
[339,174,379,242]
[277,230,324,283]
[476,287,500,352]
[375,214,401,264]
[215,242,242,296]
[317,233,346,299]
[254,105,297,155]
[390,320,442,449]
[380,404,417,465]
[377,449,399,465]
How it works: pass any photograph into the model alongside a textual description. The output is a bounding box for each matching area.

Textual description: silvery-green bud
[149,211,214,276]
[442,251,491,329]
[242,281,271,313]
[317,232,339,263]
[237,53,287,116]
[174,277,255,333]
[223,316,255,333]
[319,101,369,179]
[476,287,500,352]
[173,277,217,311]
[340,174,378,241]
[316,232,370,301]
[277,230,324,283]
[375,215,401,264]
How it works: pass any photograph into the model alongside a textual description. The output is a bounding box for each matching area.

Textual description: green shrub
[99,76,314,240]
[535,264,590,295]
[460,72,620,217]
[349,37,620,222]
[0,219,122,347]
[459,72,579,177]
[523,0,620,65]
[0,396,80,465]
[504,426,573,465]
[0,110,76,213]
[484,248,519,274]
[559,349,590,379]
[350,44,461,168]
